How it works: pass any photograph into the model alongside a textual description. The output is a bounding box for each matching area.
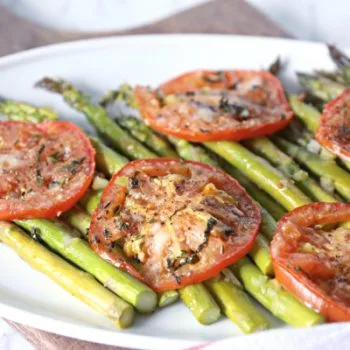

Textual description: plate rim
[0,33,345,349]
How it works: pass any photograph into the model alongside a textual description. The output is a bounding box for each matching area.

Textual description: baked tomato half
[316,89,350,161]
[271,202,350,322]
[0,121,95,220]
[134,70,292,142]
[89,158,260,291]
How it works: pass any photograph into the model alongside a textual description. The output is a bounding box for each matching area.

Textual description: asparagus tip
[35,77,69,94]
[268,56,282,76]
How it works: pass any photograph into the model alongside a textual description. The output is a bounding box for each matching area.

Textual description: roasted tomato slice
[0,121,95,220]
[270,202,350,322]
[134,70,293,142]
[89,159,260,291]
[316,89,350,161]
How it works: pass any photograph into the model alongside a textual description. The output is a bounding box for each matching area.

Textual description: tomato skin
[271,202,350,322]
[316,89,350,161]
[135,70,293,142]
[0,121,95,220]
[89,158,261,291]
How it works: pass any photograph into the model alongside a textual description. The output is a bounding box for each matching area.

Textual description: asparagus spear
[297,72,345,101]
[158,290,179,308]
[204,141,311,210]
[267,56,282,76]
[0,221,134,328]
[35,77,157,160]
[205,274,270,333]
[245,137,337,202]
[101,87,177,157]
[15,219,157,313]
[274,137,350,201]
[90,137,128,176]
[116,116,178,158]
[288,95,322,134]
[179,284,221,325]
[231,258,324,327]
[289,95,350,172]
[0,99,58,122]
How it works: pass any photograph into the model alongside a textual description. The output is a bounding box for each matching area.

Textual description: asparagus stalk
[204,141,311,211]
[289,95,350,172]
[231,258,324,327]
[288,95,321,134]
[158,290,179,308]
[245,137,337,202]
[80,189,102,215]
[0,221,134,328]
[15,219,157,313]
[205,274,270,333]
[101,86,177,157]
[274,137,350,201]
[116,116,178,158]
[61,206,91,237]
[0,99,58,122]
[179,284,221,325]
[35,78,157,160]
[297,72,345,101]
[90,137,128,176]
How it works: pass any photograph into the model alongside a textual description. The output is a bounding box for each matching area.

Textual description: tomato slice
[134,70,293,142]
[316,89,350,161]
[89,158,260,291]
[0,121,95,220]
[270,202,350,322]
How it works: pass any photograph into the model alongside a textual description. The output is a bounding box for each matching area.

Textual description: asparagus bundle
[0,221,134,328]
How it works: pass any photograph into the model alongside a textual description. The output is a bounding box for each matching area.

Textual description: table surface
[0,1,287,349]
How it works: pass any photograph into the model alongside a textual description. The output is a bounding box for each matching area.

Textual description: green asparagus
[204,141,311,210]
[179,284,221,325]
[158,291,179,308]
[0,221,134,328]
[231,258,324,327]
[0,99,58,122]
[36,78,157,159]
[245,137,337,202]
[16,219,157,313]
[205,274,270,333]
[297,72,345,101]
[274,137,350,201]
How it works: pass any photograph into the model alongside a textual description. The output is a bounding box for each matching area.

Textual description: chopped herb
[36,144,45,186]
[48,151,64,163]
[185,91,195,96]
[62,157,85,174]
[129,176,139,190]
[196,217,217,253]
[103,229,112,239]
[103,201,111,209]
[219,97,245,115]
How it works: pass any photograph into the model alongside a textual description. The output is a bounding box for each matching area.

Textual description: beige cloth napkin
[0,0,288,348]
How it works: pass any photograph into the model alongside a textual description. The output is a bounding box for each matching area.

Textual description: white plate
[0,35,343,350]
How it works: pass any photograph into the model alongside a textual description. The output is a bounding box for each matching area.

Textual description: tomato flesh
[0,121,95,220]
[89,159,260,291]
[271,202,350,321]
[134,70,293,142]
[316,89,350,161]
